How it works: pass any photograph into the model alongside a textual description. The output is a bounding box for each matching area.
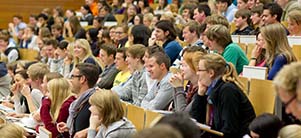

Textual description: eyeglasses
[198,68,207,72]
[283,95,297,108]
[115,31,124,34]
[70,74,83,79]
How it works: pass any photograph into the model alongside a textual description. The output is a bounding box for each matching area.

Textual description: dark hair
[51,23,63,31]
[197,4,211,17]
[58,40,69,50]
[216,0,232,7]
[155,20,177,42]
[101,5,112,13]
[82,5,92,14]
[251,5,264,15]
[75,63,100,88]
[156,112,200,138]
[116,47,127,60]
[149,52,171,70]
[263,3,283,22]
[54,6,64,17]
[131,24,151,46]
[87,28,99,42]
[13,15,23,20]
[44,39,58,49]
[37,13,48,20]
[183,3,198,19]
[15,70,29,80]
[184,21,201,37]
[29,14,38,20]
[249,113,283,138]
[135,14,144,24]
[235,9,252,25]
[100,44,117,58]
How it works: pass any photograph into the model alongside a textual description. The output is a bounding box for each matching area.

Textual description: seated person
[113,48,131,87]
[232,9,253,35]
[87,89,136,138]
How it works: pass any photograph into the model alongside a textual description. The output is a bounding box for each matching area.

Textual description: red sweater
[40,96,76,138]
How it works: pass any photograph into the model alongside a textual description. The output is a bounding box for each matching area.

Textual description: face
[277,87,301,119]
[216,1,228,12]
[237,0,248,9]
[65,10,74,18]
[109,28,116,41]
[99,49,111,66]
[146,57,164,80]
[256,33,265,48]
[193,9,205,24]
[89,105,100,116]
[151,17,159,27]
[99,8,107,17]
[251,13,261,25]
[143,18,151,27]
[115,27,127,40]
[29,17,37,26]
[197,60,213,86]
[80,6,88,15]
[45,45,55,58]
[180,60,195,80]
[93,19,101,29]
[262,10,276,25]
[287,17,301,36]
[247,0,256,9]
[154,27,167,41]
[182,26,195,44]
[13,17,20,25]
[14,74,26,85]
[115,52,127,70]
[127,5,137,16]
[182,9,191,20]
[0,39,8,51]
[125,53,137,72]
[142,51,150,65]
[69,68,82,94]
[56,48,67,59]
[73,43,86,59]
[51,29,61,37]
[276,0,286,8]
[134,16,141,25]
[234,16,246,29]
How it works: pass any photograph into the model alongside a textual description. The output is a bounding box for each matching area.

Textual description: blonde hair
[183,51,206,73]
[287,10,301,26]
[47,78,74,121]
[205,25,232,49]
[279,124,301,138]
[0,123,25,138]
[27,62,50,81]
[260,23,297,67]
[273,62,301,96]
[73,39,100,67]
[89,89,124,127]
[200,53,244,91]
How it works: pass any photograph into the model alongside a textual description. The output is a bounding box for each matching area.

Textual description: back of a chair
[242,65,268,80]
[18,48,39,61]
[246,43,256,59]
[239,35,256,44]
[144,110,163,128]
[238,43,247,54]
[231,35,240,43]
[238,76,249,95]
[248,79,276,116]
[288,36,301,46]
[127,104,145,130]
[39,126,52,138]
[292,45,301,61]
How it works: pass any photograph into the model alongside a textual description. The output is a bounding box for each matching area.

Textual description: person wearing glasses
[57,63,100,138]
[196,54,255,138]
[274,62,301,120]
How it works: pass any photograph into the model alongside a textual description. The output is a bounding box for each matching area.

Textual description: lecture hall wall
[0,0,85,29]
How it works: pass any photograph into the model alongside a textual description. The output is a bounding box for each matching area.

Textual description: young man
[205,24,248,74]
[141,52,173,110]
[182,3,197,23]
[97,44,119,89]
[44,39,59,72]
[193,4,211,24]
[57,63,100,137]
[182,21,203,47]
[51,24,64,42]
[262,3,283,26]
[112,44,148,106]
[249,5,264,35]
[232,9,253,35]
[0,35,19,63]
[215,0,238,22]
[113,48,131,86]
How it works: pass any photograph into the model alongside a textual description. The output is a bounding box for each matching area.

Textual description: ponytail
[222,62,244,92]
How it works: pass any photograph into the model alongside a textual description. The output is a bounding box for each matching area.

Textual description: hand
[251,45,262,59]
[169,72,184,88]
[57,122,69,133]
[11,83,21,95]
[74,129,88,138]
[89,115,101,130]
[32,112,41,122]
[21,84,31,97]
[198,81,207,96]
[8,23,14,29]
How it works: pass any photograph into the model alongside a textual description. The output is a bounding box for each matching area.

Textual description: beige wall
[0,0,85,29]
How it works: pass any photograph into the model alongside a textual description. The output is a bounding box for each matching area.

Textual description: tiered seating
[18,48,39,61]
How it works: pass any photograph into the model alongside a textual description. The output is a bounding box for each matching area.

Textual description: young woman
[287,10,301,36]
[63,16,86,39]
[196,54,255,138]
[40,78,76,138]
[169,49,206,123]
[260,23,297,80]
[249,32,266,67]
[87,89,136,138]
[153,20,182,64]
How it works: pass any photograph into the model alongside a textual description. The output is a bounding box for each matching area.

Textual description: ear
[159,63,166,70]
[208,69,215,78]
[164,31,170,37]
[272,14,278,21]
[79,75,86,84]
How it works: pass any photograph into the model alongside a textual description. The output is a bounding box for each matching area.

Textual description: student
[51,24,64,42]
[287,10,301,36]
[87,90,136,138]
[113,48,131,86]
[204,24,249,74]
[215,0,238,22]
[232,9,253,35]
[278,125,301,138]
[196,54,255,138]
[260,23,297,80]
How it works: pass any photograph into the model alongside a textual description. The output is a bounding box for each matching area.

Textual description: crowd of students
[1,0,301,137]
